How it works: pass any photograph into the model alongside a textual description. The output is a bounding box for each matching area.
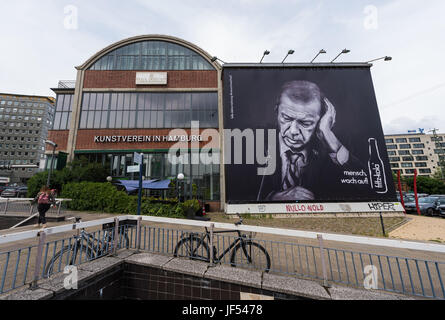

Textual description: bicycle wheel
[230,241,271,273]
[173,235,210,262]
[44,244,91,278]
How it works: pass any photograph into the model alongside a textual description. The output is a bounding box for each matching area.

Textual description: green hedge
[60,182,200,218]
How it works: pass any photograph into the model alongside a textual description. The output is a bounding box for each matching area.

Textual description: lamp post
[177,173,184,203]
[310,49,326,63]
[367,56,392,63]
[281,50,295,63]
[210,56,226,64]
[260,50,270,63]
[45,140,58,187]
[331,49,350,63]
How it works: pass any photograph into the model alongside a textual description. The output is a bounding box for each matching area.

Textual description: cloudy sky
[0,0,444,134]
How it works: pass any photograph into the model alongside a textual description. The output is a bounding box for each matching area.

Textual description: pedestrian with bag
[33,186,56,229]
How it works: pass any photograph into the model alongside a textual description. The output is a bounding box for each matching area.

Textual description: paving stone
[0,286,53,300]
[37,268,94,294]
[262,273,331,300]
[125,252,173,268]
[77,256,123,273]
[162,258,209,277]
[205,265,262,289]
[328,284,415,300]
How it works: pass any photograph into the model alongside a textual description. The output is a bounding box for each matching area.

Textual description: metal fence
[0,198,71,216]
[1,215,445,299]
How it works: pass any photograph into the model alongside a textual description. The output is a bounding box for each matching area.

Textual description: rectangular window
[409,137,421,143]
[401,163,413,168]
[399,144,411,149]
[386,145,397,150]
[396,138,407,143]
[415,162,427,168]
[419,169,432,174]
[402,156,414,161]
[412,150,424,155]
[389,157,400,162]
[405,169,416,174]
[416,156,428,161]
[413,143,425,148]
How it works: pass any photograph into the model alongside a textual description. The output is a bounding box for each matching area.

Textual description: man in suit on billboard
[257,80,369,201]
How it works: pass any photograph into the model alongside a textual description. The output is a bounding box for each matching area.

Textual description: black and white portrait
[223,67,396,203]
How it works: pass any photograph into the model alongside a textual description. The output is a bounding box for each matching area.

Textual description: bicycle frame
[188,228,250,263]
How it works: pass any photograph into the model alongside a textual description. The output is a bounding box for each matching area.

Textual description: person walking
[33,186,56,229]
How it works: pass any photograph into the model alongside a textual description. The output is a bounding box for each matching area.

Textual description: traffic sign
[134,152,142,165]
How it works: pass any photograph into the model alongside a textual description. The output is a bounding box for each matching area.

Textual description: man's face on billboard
[277,94,321,151]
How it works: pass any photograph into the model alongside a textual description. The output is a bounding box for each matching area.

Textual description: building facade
[0,93,55,184]
[48,35,223,210]
[384,133,445,178]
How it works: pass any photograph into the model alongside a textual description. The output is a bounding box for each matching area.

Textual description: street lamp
[367,56,392,63]
[281,50,295,63]
[45,140,58,187]
[260,50,270,63]
[310,49,327,63]
[177,173,185,202]
[106,176,113,183]
[331,49,350,63]
[210,56,226,64]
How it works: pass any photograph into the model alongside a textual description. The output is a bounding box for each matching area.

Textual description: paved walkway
[389,215,445,243]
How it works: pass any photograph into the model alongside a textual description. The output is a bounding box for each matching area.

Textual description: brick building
[48,35,223,210]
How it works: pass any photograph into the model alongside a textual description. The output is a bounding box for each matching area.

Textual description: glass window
[399,144,411,149]
[396,138,407,143]
[398,150,410,155]
[389,157,400,162]
[413,143,425,148]
[387,145,397,150]
[401,163,413,168]
[415,162,428,168]
[409,137,421,143]
[89,40,214,71]
[412,150,424,155]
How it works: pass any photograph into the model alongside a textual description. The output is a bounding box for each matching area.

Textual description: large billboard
[223,65,397,204]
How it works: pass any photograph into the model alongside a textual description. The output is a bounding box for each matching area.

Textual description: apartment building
[0,93,55,183]
[384,133,445,178]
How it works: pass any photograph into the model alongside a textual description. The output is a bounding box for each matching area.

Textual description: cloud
[0,0,444,134]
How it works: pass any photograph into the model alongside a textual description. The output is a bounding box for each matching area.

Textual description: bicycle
[173,214,271,272]
[44,218,130,278]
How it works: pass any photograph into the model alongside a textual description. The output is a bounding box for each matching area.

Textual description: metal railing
[0,198,71,220]
[57,80,76,89]
[1,215,445,299]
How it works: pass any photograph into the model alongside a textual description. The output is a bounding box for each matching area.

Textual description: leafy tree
[27,156,109,197]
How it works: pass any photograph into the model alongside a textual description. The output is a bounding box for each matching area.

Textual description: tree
[27,157,109,197]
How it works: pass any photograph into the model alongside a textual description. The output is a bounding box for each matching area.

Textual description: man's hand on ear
[316,98,350,165]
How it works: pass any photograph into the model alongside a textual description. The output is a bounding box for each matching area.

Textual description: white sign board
[0,177,10,184]
[127,165,140,173]
[136,72,167,85]
[133,152,142,165]
[226,202,405,214]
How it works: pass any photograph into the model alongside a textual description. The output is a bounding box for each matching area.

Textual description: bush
[60,182,199,218]
[27,157,109,197]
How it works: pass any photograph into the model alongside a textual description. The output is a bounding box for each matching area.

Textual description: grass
[206,212,407,238]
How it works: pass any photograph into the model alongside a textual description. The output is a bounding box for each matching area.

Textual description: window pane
[94,111,102,128]
[60,112,68,130]
[54,112,62,130]
[79,111,87,129]
[87,111,95,128]
[109,111,116,128]
[129,111,136,127]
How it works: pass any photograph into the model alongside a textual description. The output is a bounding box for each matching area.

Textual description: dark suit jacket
[256,138,372,202]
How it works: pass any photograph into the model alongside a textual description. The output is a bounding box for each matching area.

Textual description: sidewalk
[389,215,445,243]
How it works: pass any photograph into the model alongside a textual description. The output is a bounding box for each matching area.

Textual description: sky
[0,0,444,134]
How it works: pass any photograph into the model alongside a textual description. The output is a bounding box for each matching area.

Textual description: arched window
[89,41,214,71]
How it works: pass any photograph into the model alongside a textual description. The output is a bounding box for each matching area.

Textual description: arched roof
[76,34,221,71]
